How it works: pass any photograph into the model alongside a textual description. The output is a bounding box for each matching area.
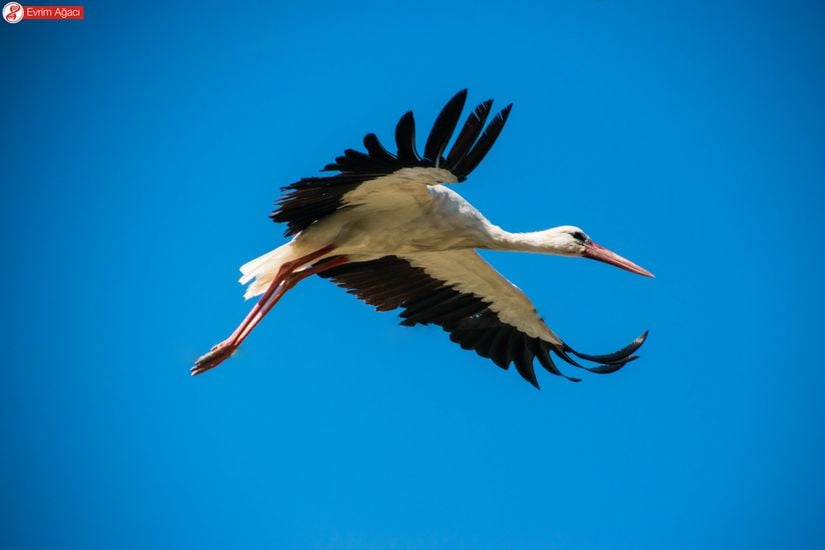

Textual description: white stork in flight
[194,90,653,387]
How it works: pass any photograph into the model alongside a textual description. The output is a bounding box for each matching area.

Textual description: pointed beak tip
[585,242,654,279]
[630,267,655,279]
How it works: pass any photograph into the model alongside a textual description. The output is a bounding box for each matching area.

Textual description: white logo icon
[3,2,23,23]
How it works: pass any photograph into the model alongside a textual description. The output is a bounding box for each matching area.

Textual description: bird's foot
[191,341,235,376]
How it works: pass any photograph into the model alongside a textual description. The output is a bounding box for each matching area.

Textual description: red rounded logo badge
[3,2,23,23]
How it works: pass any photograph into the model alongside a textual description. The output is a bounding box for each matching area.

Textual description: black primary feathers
[271,90,512,237]
[319,256,647,388]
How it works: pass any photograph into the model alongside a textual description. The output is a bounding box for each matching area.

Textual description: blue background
[2,1,824,548]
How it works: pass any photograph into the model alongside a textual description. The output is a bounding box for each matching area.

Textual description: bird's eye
[569,231,587,242]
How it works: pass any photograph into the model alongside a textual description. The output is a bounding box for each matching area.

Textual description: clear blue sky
[2,1,824,548]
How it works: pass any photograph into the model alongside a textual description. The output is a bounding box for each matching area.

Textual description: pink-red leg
[233,255,350,345]
[191,247,345,376]
[219,244,335,349]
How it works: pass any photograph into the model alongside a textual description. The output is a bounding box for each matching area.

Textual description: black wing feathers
[453,104,512,178]
[362,133,397,167]
[271,90,512,236]
[445,99,493,173]
[423,89,467,164]
[319,256,645,388]
[395,111,421,164]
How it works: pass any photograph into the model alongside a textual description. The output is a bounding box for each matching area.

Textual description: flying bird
[193,90,653,387]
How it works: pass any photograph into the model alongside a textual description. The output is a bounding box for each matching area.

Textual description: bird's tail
[239,243,295,299]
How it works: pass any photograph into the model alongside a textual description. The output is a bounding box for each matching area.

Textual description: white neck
[481,225,582,256]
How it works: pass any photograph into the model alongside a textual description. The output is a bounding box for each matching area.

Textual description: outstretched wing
[271,90,512,237]
[318,250,647,388]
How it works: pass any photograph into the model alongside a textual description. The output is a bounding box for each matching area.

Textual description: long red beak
[584,242,654,278]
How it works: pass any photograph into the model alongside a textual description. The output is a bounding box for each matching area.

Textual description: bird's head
[538,225,654,278]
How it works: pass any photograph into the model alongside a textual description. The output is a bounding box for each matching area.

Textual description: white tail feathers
[239,244,293,299]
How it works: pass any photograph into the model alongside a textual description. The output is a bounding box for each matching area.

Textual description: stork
[193,90,653,387]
